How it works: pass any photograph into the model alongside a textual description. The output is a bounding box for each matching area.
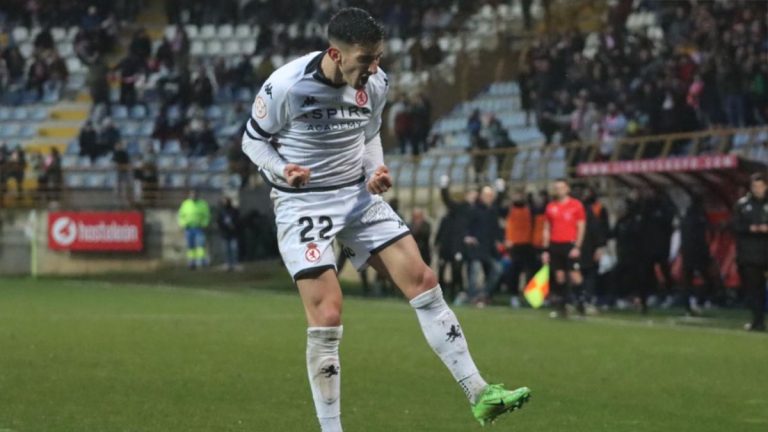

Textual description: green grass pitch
[1,275,767,431]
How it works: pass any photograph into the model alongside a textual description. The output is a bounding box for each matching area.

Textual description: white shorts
[271,181,411,280]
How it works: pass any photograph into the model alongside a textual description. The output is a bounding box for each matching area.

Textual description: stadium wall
[0,208,185,275]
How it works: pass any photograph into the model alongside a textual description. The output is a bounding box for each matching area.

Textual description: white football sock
[410,286,488,403]
[307,326,343,432]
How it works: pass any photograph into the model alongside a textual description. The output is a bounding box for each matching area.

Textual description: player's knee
[415,264,438,292]
[315,300,342,327]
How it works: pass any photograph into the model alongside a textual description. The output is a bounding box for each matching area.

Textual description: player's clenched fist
[367,165,392,195]
[283,163,311,187]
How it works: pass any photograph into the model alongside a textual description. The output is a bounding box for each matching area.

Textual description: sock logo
[320,364,339,378]
[446,324,463,342]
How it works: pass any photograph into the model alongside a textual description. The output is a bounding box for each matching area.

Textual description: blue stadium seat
[65,74,86,92]
[130,105,148,119]
[547,159,567,178]
[126,140,141,155]
[190,173,209,187]
[166,105,183,121]
[84,173,107,188]
[122,122,139,138]
[449,165,467,184]
[236,88,254,102]
[61,155,78,168]
[140,121,154,137]
[68,143,84,158]
[105,173,118,188]
[65,172,85,187]
[396,162,414,187]
[486,158,498,180]
[112,105,129,120]
[94,156,112,168]
[169,173,187,188]
[20,124,36,138]
[416,169,432,186]
[732,133,750,150]
[208,156,227,171]
[30,106,48,121]
[190,157,209,170]
[175,156,190,169]
[208,174,226,188]
[12,107,27,121]
[161,139,182,154]
[1,123,21,138]
[205,106,223,120]
[157,155,176,169]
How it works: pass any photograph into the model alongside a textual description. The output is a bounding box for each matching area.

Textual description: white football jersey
[245,51,388,190]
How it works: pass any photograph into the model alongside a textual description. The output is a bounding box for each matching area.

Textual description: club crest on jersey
[255,96,267,119]
[305,242,321,262]
[355,89,368,107]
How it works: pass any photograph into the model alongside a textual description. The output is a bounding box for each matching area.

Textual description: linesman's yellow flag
[523,265,549,309]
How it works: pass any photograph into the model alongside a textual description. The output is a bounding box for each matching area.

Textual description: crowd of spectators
[524,0,768,159]
[0,1,141,104]
[388,92,433,156]
[71,0,462,190]
[165,0,479,38]
[392,175,728,315]
[466,109,518,180]
[0,142,61,205]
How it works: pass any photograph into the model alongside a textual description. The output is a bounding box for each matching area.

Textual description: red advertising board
[48,212,144,252]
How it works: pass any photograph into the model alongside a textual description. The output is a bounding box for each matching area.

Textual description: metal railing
[388,126,768,213]
[3,127,768,212]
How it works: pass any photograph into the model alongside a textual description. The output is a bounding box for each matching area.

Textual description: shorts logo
[355,89,368,107]
[305,242,321,262]
[255,96,267,119]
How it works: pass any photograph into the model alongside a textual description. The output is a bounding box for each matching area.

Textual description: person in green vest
[178,189,210,269]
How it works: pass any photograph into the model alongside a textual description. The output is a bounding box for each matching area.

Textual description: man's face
[480,186,495,206]
[334,41,384,89]
[553,181,570,200]
[465,190,478,204]
[751,180,767,199]
[412,209,424,224]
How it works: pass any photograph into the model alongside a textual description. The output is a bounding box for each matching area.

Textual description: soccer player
[241,8,530,431]
[542,178,586,317]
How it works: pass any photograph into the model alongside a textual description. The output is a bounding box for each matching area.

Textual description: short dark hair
[554,178,568,185]
[328,8,385,46]
[751,172,766,184]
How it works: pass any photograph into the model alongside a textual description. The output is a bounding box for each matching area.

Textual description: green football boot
[471,384,531,426]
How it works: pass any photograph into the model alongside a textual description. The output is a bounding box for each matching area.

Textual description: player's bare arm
[541,220,551,264]
[569,219,586,259]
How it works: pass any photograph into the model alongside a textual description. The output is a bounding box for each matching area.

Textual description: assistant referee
[542,179,586,317]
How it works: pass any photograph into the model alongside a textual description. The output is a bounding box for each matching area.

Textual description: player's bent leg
[372,235,531,425]
[297,268,343,327]
[296,268,344,432]
[368,234,435,300]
